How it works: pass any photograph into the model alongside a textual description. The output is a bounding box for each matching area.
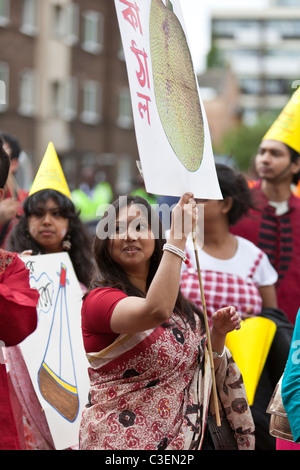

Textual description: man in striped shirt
[231,89,300,325]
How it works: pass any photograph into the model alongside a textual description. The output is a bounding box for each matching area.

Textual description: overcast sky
[180,0,269,72]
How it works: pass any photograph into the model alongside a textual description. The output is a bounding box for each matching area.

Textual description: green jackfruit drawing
[149,0,204,172]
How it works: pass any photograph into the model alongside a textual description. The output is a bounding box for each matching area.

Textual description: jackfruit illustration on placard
[37,263,79,422]
[149,0,204,172]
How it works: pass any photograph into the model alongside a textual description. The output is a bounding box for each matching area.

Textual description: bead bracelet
[212,348,225,358]
[163,243,189,265]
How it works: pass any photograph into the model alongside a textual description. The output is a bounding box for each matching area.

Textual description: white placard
[20,253,89,450]
[114,0,222,199]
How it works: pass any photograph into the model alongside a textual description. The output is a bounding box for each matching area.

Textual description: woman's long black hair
[85,195,204,331]
[8,189,95,286]
[215,163,255,225]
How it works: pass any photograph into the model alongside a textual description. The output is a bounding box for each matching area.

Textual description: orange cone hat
[263,86,300,153]
[29,142,71,199]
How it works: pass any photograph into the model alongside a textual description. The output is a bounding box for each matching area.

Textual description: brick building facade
[0,0,139,195]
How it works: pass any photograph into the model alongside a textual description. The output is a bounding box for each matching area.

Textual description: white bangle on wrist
[163,243,188,265]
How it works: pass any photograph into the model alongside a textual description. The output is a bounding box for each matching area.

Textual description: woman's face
[28,198,69,253]
[107,203,155,277]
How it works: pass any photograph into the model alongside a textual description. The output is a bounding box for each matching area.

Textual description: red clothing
[81,287,128,352]
[0,364,20,450]
[231,180,300,324]
[0,249,39,450]
[80,295,255,450]
[276,438,300,450]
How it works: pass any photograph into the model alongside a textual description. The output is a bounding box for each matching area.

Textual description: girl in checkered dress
[181,164,278,325]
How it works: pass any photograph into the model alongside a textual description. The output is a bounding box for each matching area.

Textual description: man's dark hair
[0,136,10,189]
[286,143,300,185]
[0,132,21,160]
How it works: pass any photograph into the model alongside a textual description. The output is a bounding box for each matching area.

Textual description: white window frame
[53,3,79,46]
[116,154,132,194]
[51,80,62,117]
[117,87,133,129]
[19,69,37,116]
[53,4,65,39]
[81,80,101,125]
[62,77,77,121]
[64,3,79,46]
[82,10,104,54]
[51,78,78,121]
[20,0,39,36]
[0,61,9,112]
[0,0,10,27]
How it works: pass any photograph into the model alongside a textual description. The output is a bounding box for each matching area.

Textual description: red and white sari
[79,314,255,450]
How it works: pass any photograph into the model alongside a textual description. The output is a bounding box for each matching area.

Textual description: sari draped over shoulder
[79,314,255,450]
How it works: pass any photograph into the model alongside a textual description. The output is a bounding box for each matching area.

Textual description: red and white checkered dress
[181,236,278,325]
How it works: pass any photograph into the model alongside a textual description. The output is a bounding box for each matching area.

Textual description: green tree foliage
[219,112,278,172]
[206,43,226,69]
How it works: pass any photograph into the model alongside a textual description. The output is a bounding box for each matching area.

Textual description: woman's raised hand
[170,192,197,243]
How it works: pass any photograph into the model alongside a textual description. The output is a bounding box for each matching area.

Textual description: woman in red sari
[0,249,39,450]
[79,193,255,450]
[5,188,94,450]
[0,137,39,450]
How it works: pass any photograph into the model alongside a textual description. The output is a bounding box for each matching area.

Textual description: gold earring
[62,235,71,251]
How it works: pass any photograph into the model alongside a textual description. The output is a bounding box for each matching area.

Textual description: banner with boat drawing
[20,253,89,449]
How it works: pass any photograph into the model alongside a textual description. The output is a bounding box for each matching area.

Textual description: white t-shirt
[183,235,278,287]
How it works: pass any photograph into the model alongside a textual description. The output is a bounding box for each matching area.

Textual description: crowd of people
[1,85,300,451]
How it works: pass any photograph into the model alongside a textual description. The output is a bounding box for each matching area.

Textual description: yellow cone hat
[263,86,300,153]
[29,142,71,199]
[225,316,277,406]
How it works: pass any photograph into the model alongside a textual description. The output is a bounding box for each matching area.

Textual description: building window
[275,0,300,5]
[265,78,287,95]
[212,19,261,40]
[266,20,300,39]
[51,78,77,121]
[117,87,133,129]
[0,0,9,26]
[266,48,300,59]
[0,62,9,111]
[51,81,61,117]
[81,81,101,125]
[20,0,39,36]
[82,11,104,54]
[116,154,132,194]
[53,3,79,46]
[19,69,37,116]
[239,78,262,95]
[63,78,77,120]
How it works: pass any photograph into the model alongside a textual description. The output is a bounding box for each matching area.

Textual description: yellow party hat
[29,142,71,199]
[263,86,300,153]
[225,316,277,406]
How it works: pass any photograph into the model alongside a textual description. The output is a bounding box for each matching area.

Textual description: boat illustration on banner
[37,263,79,422]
